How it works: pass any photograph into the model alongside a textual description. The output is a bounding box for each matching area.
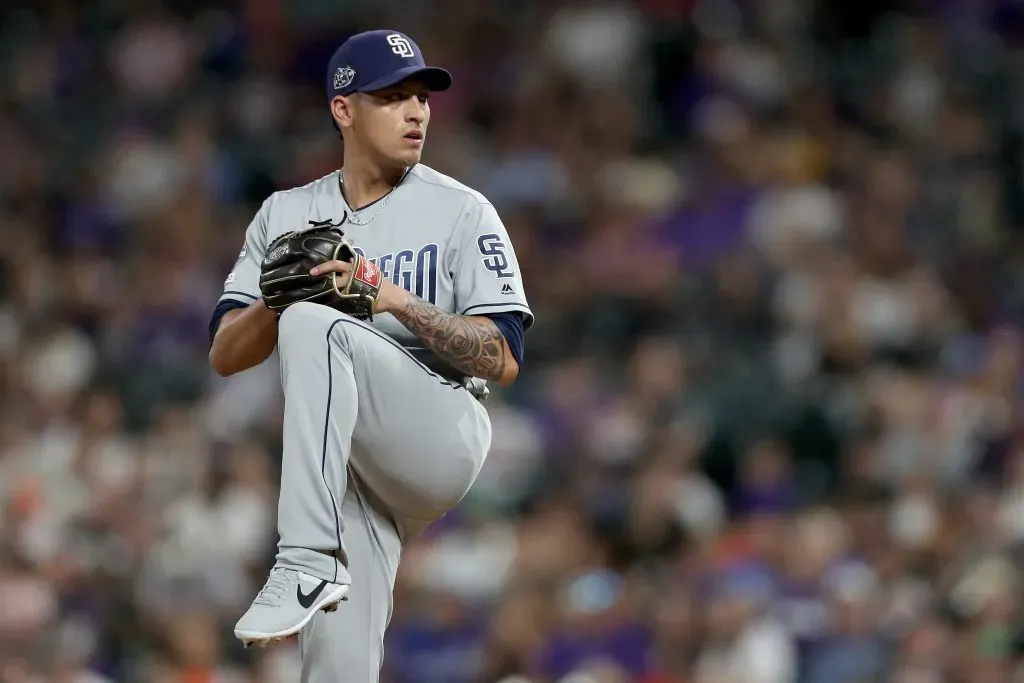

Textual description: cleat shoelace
[253,569,294,607]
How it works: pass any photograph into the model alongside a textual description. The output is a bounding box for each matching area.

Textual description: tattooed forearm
[391,291,508,381]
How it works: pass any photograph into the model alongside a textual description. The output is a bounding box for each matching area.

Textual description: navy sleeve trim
[462,302,530,314]
[221,290,259,301]
[486,311,525,368]
[209,299,251,348]
[462,302,534,331]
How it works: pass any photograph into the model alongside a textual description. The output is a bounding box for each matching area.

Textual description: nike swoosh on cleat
[296,580,330,608]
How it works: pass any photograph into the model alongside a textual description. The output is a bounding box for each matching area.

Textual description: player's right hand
[309,259,352,285]
[311,258,404,314]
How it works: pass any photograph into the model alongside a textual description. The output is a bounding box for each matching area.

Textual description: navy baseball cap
[325,30,451,101]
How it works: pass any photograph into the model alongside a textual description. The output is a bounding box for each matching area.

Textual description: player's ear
[330,95,355,131]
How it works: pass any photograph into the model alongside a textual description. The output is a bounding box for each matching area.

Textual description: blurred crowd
[3,0,1024,681]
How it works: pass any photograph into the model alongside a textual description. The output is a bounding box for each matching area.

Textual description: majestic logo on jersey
[352,244,439,303]
[237,245,247,261]
[387,34,415,58]
[333,66,355,91]
[477,234,515,279]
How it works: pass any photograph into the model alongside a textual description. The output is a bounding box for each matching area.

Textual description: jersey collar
[334,165,414,214]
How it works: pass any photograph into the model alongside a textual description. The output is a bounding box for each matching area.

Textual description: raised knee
[405,450,484,521]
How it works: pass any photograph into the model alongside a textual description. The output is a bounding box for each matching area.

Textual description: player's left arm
[385,194,532,387]
[391,198,532,386]
[383,291,520,386]
[310,197,532,386]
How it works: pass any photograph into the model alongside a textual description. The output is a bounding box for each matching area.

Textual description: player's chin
[397,134,424,156]
[391,146,423,166]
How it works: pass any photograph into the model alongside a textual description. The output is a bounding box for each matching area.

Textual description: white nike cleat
[234,567,349,648]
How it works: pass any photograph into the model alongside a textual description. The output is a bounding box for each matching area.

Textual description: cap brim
[358,65,452,94]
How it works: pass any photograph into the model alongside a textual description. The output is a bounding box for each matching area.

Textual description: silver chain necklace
[338,170,396,227]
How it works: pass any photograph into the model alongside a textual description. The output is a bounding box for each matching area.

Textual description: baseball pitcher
[207,30,532,682]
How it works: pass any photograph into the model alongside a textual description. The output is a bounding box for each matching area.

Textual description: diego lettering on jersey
[351,244,439,304]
